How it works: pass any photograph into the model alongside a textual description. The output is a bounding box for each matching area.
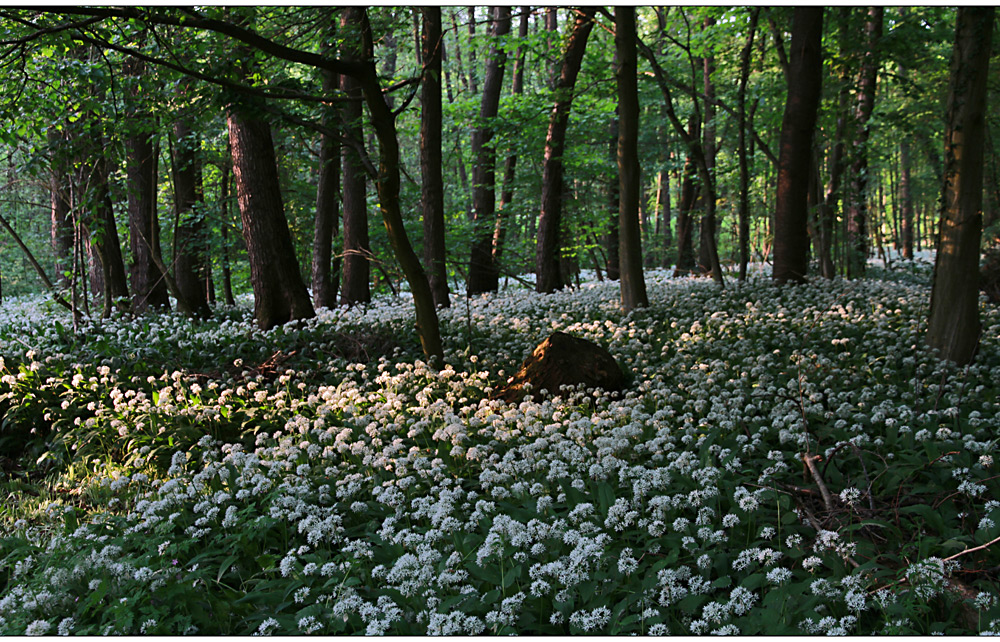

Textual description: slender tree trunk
[899,133,916,260]
[535,7,597,294]
[357,9,443,361]
[219,157,236,306]
[605,113,621,280]
[737,8,759,281]
[772,7,824,284]
[616,6,647,312]
[421,7,450,308]
[172,119,211,318]
[312,26,341,309]
[846,7,884,278]
[927,7,993,365]
[699,15,718,277]
[78,144,129,317]
[340,8,371,306]
[676,121,699,276]
[48,128,73,289]
[468,6,512,295]
[493,6,530,270]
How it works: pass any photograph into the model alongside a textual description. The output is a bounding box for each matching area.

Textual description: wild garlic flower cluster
[1,265,999,634]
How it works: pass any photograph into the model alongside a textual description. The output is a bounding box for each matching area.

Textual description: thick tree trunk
[845,7,884,278]
[467,6,512,295]
[772,7,824,284]
[78,145,129,317]
[535,7,597,294]
[616,6,648,312]
[227,110,315,330]
[358,9,443,361]
[340,8,371,306]
[312,29,341,310]
[421,7,450,308]
[171,119,211,318]
[737,8,759,281]
[926,7,993,365]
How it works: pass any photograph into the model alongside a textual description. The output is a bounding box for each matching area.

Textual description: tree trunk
[698,15,718,277]
[467,6,512,295]
[340,8,371,306]
[676,120,699,276]
[605,114,621,280]
[312,26,341,310]
[219,158,236,307]
[171,119,212,318]
[737,8,759,281]
[48,128,73,289]
[898,119,916,259]
[845,7,884,278]
[535,7,597,294]
[616,6,648,312]
[926,7,993,365]
[78,143,129,317]
[421,7,450,308]
[493,7,530,271]
[227,108,315,329]
[772,7,824,284]
[357,9,443,361]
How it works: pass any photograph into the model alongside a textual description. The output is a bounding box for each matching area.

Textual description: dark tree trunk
[676,121,699,276]
[737,8,759,281]
[77,140,129,317]
[927,7,994,365]
[535,7,597,294]
[48,128,73,289]
[340,7,371,306]
[219,157,236,306]
[312,26,341,310]
[698,15,718,277]
[467,6,512,295]
[616,6,647,312]
[227,109,315,330]
[357,9,443,361]
[171,120,211,318]
[605,114,621,280]
[421,7,451,308]
[772,7,824,284]
[845,7,884,278]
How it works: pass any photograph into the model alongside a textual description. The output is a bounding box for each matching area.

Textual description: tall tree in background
[616,6,647,312]
[48,128,73,289]
[340,7,371,306]
[124,57,169,312]
[171,118,212,318]
[926,6,994,365]
[536,7,597,293]
[311,18,341,310]
[421,6,450,308]
[845,7,884,278]
[736,8,759,281]
[772,7,824,284]
[467,6,511,295]
[493,7,529,276]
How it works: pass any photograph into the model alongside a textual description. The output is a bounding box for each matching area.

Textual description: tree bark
[772,7,824,284]
[926,7,994,365]
[227,110,315,330]
[467,6,511,295]
[219,157,236,306]
[340,7,371,306]
[421,7,450,308]
[535,7,597,294]
[676,119,700,276]
[737,8,759,281]
[845,7,884,278]
[605,114,621,280]
[171,119,211,318]
[312,24,341,310]
[698,15,718,277]
[48,128,73,289]
[616,6,647,312]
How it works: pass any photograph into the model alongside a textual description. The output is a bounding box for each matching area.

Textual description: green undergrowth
[0,265,999,635]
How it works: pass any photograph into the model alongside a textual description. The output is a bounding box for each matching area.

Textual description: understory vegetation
[1,260,999,635]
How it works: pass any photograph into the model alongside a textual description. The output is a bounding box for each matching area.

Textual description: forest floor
[0,257,999,635]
